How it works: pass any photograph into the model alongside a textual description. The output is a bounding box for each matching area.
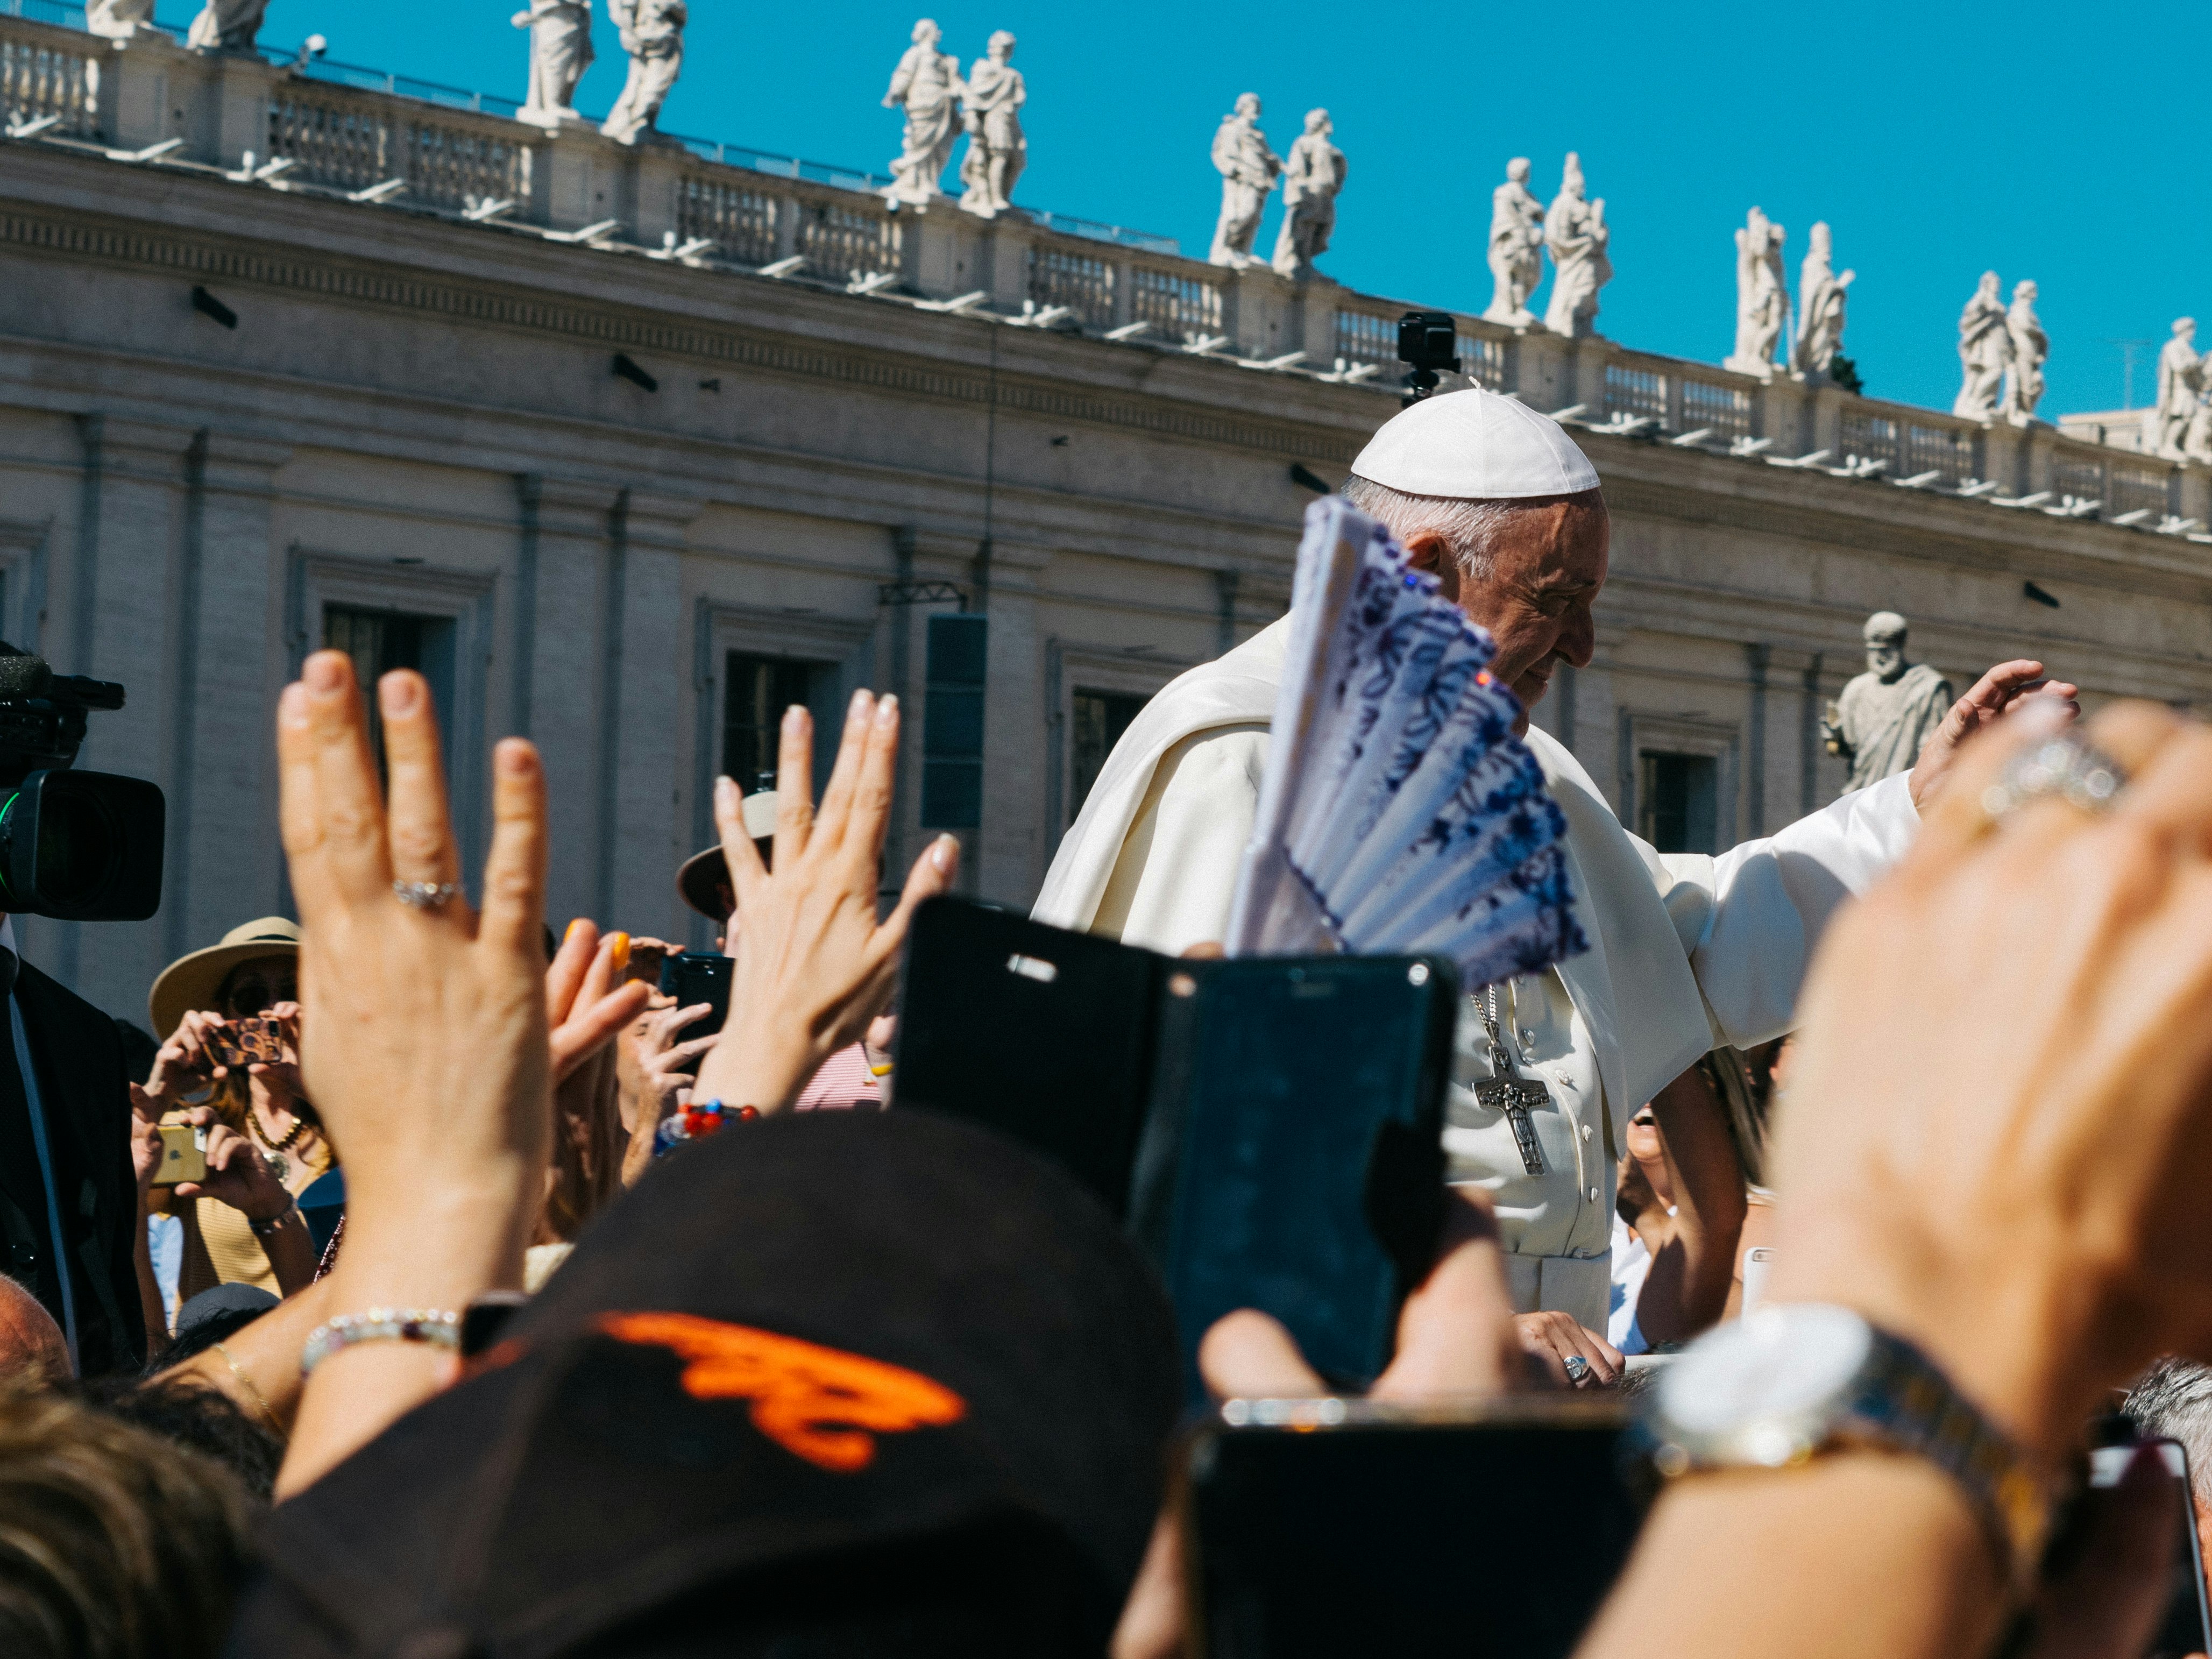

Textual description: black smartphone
[1184,1399,1648,1659]
[2089,1440,2212,1659]
[657,951,733,1045]
[1139,954,1457,1396]
[892,898,1165,1215]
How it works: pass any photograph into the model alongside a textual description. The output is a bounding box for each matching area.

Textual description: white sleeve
[1090,725,1269,956]
[1647,772,1920,1048]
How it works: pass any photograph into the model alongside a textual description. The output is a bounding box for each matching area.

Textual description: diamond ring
[1979,733,2125,825]
[392,880,460,910]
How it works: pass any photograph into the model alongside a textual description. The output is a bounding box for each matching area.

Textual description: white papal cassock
[1033,616,1919,1332]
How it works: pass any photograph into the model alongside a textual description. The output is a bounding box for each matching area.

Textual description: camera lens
[36,778,118,907]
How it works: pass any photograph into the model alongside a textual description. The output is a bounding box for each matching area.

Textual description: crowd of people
[9,391,2212,1658]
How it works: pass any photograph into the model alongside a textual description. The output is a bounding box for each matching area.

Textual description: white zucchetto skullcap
[1349,387,1600,499]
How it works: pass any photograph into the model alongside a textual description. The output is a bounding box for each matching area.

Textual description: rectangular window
[1070,689,1148,824]
[1638,751,1718,854]
[323,604,453,776]
[922,613,987,829]
[722,653,816,792]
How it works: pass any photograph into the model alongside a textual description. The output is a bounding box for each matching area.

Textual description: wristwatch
[1642,1303,2057,1588]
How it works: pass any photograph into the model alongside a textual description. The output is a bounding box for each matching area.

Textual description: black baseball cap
[230,1111,1180,1657]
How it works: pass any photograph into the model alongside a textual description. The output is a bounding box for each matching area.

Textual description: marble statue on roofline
[185,0,266,52]
[1953,271,2011,421]
[1792,221,1853,379]
[1542,152,1611,339]
[957,31,1025,219]
[514,0,594,126]
[602,0,686,144]
[1482,158,1544,327]
[1821,613,1952,796]
[2000,280,2047,425]
[1271,110,1346,281]
[86,0,155,39]
[1725,205,1788,377]
[1209,94,1281,269]
[2149,318,2200,460]
[883,19,967,205]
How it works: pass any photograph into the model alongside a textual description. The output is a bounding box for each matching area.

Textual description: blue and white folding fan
[1224,497,1586,991]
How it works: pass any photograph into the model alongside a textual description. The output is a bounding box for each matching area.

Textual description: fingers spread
[836,692,901,865]
[810,691,875,855]
[379,671,461,896]
[881,834,960,947]
[714,775,769,914]
[479,739,549,962]
[545,917,600,1025]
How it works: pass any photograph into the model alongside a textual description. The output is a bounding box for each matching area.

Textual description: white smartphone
[1739,1246,1774,1315]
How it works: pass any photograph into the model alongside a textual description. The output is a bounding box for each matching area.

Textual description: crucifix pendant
[1474,989,1548,1175]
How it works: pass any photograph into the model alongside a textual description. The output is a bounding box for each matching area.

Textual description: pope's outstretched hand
[1908,659,2081,812]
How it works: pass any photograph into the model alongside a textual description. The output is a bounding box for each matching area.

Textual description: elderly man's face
[1406,497,1609,732]
[1865,630,1905,678]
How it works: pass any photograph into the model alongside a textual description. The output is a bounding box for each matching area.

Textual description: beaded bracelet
[653,1097,759,1157]
[300,1307,461,1376]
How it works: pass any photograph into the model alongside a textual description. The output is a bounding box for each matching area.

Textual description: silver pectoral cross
[1474,988,1548,1176]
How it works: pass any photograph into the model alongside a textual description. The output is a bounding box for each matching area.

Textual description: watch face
[1659,1305,1873,1456]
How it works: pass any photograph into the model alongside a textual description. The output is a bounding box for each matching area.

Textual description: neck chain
[253,1108,307,1155]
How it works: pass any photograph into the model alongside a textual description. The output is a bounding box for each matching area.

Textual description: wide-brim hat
[228,1110,1179,1656]
[148,917,302,1038]
[676,790,778,922]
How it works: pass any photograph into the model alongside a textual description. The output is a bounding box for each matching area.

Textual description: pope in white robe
[1033,389,2071,1335]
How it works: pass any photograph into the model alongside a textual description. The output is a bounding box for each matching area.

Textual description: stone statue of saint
[1482,158,1544,327]
[1208,94,1281,270]
[1542,152,1611,340]
[1791,221,1854,379]
[882,20,967,205]
[1952,271,2011,421]
[1820,613,1954,795]
[1270,109,1346,281]
[1725,205,1788,377]
[2000,279,2047,424]
[185,0,266,51]
[86,0,156,38]
[601,0,685,145]
[513,0,594,124]
[956,32,1025,219]
[2149,317,2200,460]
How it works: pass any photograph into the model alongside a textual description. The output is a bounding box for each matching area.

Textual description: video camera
[1396,310,1461,406]
[0,647,164,920]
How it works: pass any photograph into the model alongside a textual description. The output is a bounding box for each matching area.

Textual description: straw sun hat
[147,916,301,1039]
[674,787,778,923]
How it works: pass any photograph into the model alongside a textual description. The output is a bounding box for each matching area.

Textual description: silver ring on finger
[393,880,460,910]
[1563,1353,1591,1385]
[1979,733,2125,826]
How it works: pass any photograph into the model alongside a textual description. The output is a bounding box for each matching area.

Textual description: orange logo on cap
[598,1312,966,1472]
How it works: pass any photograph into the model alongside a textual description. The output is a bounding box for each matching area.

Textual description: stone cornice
[0,199,1366,467]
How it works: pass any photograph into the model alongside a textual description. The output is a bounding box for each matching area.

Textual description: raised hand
[1908,659,2081,811]
[274,651,555,1493]
[688,691,959,1116]
[548,921,653,1083]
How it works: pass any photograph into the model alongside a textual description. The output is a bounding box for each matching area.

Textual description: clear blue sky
[257,0,2195,417]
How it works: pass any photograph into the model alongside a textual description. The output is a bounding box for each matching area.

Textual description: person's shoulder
[14,961,124,1044]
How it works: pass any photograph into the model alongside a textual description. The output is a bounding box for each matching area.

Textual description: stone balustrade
[5,3,2207,532]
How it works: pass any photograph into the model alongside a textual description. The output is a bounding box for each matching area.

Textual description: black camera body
[0,649,164,921]
[1396,310,1462,405]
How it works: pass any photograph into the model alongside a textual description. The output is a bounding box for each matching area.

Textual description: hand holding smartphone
[152,1122,207,1186]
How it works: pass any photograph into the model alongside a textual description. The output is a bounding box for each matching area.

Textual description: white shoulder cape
[1031,616,1718,1117]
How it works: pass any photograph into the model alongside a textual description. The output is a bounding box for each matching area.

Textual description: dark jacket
[0,959,145,1376]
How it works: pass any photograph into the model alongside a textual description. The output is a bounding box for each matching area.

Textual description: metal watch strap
[1651,1321,2055,1590]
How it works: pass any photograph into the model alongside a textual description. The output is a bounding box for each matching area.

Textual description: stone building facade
[5,13,2212,1020]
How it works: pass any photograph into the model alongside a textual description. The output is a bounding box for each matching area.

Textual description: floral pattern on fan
[1224,498,1586,994]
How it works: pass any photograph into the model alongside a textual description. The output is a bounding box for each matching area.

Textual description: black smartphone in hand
[657,951,733,1045]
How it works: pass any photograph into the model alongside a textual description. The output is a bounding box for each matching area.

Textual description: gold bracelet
[211,1340,281,1434]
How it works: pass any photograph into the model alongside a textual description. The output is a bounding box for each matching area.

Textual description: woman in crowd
[139,919,331,1308]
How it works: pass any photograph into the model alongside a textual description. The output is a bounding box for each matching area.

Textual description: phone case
[152,1124,207,1186]
[656,953,733,1046]
[1184,1403,1647,1659]
[894,899,1458,1392]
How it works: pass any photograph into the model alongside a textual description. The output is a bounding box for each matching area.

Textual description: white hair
[1339,473,1598,585]
[2124,1358,2212,1506]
